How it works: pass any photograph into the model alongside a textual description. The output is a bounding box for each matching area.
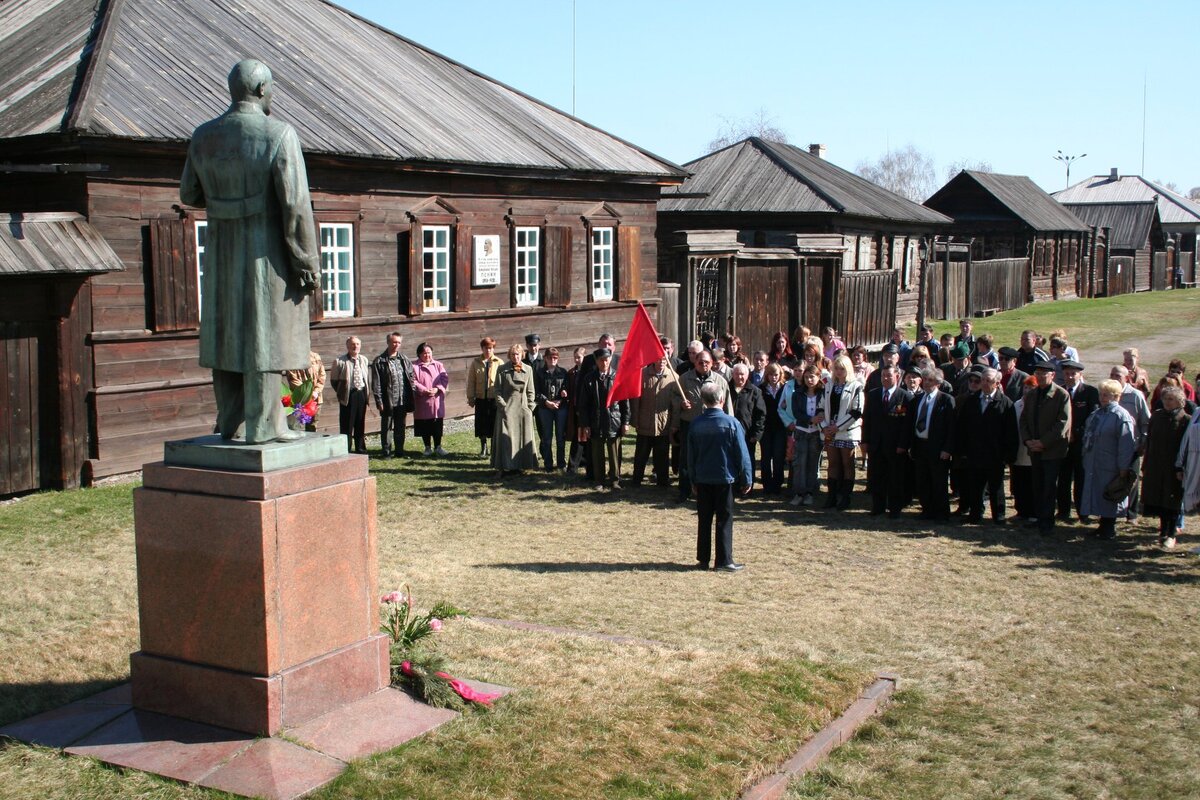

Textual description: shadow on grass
[0,679,124,728]
[487,561,695,573]
[367,434,1198,586]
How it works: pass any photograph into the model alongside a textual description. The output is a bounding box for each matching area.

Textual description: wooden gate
[838,271,896,346]
[735,261,794,353]
[1107,256,1134,296]
[0,322,40,495]
[799,259,834,334]
[968,258,1026,313]
[924,261,967,320]
[1151,252,1168,291]
[693,257,722,339]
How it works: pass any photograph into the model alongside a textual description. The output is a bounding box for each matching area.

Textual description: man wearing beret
[1057,360,1099,523]
[1019,357,1072,535]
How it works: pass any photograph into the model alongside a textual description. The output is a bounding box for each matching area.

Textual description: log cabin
[923,171,1089,305]
[0,0,686,493]
[1059,201,1164,297]
[1054,169,1198,287]
[656,138,950,355]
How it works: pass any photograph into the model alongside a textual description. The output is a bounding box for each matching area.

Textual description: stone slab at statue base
[164,431,347,472]
[131,451,382,736]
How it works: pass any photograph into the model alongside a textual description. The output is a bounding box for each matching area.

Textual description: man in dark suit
[863,365,913,517]
[955,367,1018,523]
[907,367,957,521]
[728,364,766,473]
[579,333,619,378]
[998,347,1030,402]
[1018,358,1072,535]
[865,344,901,395]
[1057,360,1099,523]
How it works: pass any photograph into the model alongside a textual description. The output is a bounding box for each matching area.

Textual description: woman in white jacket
[1176,410,1200,549]
[822,355,865,510]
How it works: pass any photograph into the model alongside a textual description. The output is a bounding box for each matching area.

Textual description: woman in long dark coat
[491,343,538,474]
[1142,386,1191,548]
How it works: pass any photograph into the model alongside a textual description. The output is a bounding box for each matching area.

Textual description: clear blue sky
[342,0,1199,196]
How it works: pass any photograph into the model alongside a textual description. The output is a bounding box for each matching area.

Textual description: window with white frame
[591,226,614,300]
[515,226,540,306]
[320,223,355,317]
[195,220,207,319]
[422,225,451,311]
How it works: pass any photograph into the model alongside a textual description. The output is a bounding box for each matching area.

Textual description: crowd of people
[305,321,1200,553]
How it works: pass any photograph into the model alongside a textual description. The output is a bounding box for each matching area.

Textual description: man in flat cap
[1057,360,1099,523]
[1019,357,1072,535]
[577,347,628,490]
[181,59,319,443]
[998,347,1030,402]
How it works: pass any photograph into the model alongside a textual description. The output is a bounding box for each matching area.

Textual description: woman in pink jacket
[412,342,450,455]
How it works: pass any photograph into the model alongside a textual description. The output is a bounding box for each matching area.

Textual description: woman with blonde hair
[466,337,502,456]
[821,354,864,509]
[1080,379,1138,539]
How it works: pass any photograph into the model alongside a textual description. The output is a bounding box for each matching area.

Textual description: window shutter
[407,222,423,316]
[149,218,199,331]
[543,226,573,307]
[617,226,641,301]
[455,224,472,312]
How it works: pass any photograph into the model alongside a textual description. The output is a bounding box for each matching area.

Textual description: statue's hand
[297,269,319,295]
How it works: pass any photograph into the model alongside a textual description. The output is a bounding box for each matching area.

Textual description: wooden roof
[1061,201,1160,251]
[0,212,125,275]
[0,0,685,181]
[658,138,950,226]
[926,171,1089,233]
[1053,175,1200,226]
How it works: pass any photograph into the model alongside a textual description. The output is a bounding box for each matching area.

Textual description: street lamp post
[1054,150,1087,188]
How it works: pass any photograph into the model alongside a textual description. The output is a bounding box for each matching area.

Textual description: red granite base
[1,681,512,800]
[130,633,390,735]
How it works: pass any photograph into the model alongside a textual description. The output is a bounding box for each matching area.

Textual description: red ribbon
[401,661,503,707]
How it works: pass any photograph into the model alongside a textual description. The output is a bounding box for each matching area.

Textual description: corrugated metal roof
[927,171,1089,232]
[0,0,686,180]
[0,212,125,275]
[659,138,950,226]
[1053,175,1200,226]
[1060,202,1159,251]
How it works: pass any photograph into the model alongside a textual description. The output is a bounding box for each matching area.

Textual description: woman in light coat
[821,355,864,510]
[1175,403,1200,549]
[492,343,538,474]
[1080,379,1139,539]
[466,337,502,456]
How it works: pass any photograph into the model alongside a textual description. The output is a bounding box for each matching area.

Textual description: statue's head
[228,59,274,113]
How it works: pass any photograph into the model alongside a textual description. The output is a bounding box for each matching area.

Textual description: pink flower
[429,618,443,632]
[381,591,405,604]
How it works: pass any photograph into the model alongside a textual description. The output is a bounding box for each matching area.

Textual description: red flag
[607,302,666,407]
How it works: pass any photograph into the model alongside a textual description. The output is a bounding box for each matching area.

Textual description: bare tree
[944,159,993,181]
[707,108,789,152]
[1189,187,1200,201]
[1153,179,1181,193]
[856,145,937,203]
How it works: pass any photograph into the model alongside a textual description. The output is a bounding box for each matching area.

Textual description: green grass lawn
[908,289,1200,378]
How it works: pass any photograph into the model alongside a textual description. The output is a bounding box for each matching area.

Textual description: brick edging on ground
[740,673,900,800]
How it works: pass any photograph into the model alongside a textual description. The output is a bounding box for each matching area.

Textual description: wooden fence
[657,282,680,349]
[968,258,1026,315]
[1152,253,1169,291]
[1106,256,1135,296]
[923,260,966,320]
[838,270,896,346]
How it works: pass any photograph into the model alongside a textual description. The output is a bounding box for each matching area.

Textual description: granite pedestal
[131,436,387,736]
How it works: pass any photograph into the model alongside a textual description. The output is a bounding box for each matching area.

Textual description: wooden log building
[0,0,686,493]
[1059,201,1164,297]
[656,138,950,354]
[923,171,1090,305]
[1054,169,1198,288]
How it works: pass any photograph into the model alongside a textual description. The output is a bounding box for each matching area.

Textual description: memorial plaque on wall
[473,235,501,287]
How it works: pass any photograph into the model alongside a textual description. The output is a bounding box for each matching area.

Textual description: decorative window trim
[589,225,615,301]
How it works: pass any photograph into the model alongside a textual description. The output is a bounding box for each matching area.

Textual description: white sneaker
[435,446,449,456]
[1162,536,1177,550]
[789,495,803,506]
[422,447,433,456]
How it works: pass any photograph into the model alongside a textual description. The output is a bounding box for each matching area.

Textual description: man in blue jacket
[687,383,753,572]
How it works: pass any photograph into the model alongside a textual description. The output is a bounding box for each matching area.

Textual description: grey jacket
[371,352,415,412]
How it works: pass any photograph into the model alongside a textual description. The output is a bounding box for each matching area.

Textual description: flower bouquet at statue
[380,586,501,710]
[280,376,320,431]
